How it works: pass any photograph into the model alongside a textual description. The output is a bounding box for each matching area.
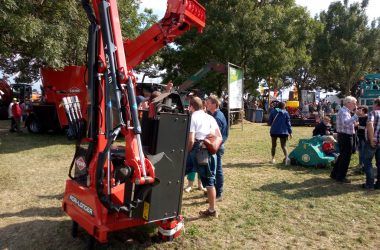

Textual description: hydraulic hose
[95,127,158,212]
[125,76,148,177]
[98,0,124,135]
[125,77,141,135]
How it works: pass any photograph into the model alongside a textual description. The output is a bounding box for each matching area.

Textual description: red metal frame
[40,0,205,130]
[62,0,206,244]
[124,0,205,68]
[0,79,12,105]
[40,66,87,127]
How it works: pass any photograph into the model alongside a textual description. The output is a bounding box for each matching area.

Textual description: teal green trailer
[289,136,336,167]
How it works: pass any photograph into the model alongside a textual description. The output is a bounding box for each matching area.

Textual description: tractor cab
[11,84,33,103]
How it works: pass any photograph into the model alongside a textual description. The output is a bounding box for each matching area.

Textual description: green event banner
[228,63,243,109]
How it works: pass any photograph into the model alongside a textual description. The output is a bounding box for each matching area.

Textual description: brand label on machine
[75,156,86,171]
[302,154,310,163]
[68,87,81,93]
[69,195,94,217]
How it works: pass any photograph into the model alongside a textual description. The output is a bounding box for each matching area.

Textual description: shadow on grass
[0,219,172,249]
[256,177,361,199]
[224,162,269,169]
[0,130,71,154]
[223,162,331,175]
[38,193,64,200]
[0,207,63,218]
[0,220,74,249]
[185,215,207,222]
[182,193,205,200]
[182,200,207,207]
[274,163,331,176]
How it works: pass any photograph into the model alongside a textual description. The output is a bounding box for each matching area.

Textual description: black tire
[87,235,96,250]
[26,115,42,133]
[290,158,297,165]
[71,221,78,238]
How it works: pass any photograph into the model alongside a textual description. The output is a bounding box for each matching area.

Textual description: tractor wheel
[27,116,42,133]
[71,221,78,238]
[87,235,96,250]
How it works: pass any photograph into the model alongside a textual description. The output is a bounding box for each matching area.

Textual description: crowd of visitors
[136,83,229,218]
[185,96,223,217]
[309,95,379,190]
[182,92,229,218]
[6,82,378,223]
[266,94,378,191]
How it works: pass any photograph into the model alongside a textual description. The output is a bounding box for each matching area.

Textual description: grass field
[0,119,379,249]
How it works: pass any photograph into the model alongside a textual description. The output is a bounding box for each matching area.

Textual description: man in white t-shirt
[8,98,16,132]
[187,97,222,218]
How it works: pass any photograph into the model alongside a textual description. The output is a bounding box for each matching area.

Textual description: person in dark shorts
[268,102,292,165]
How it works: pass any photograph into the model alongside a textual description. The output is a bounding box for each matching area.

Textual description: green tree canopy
[160,0,318,95]
[312,0,380,95]
[0,0,156,83]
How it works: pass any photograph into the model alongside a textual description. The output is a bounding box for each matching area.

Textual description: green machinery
[177,62,226,92]
[289,136,336,167]
[358,73,380,110]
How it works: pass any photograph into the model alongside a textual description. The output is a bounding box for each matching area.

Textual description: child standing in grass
[184,172,206,193]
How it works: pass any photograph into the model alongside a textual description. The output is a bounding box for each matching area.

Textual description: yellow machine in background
[286,100,299,108]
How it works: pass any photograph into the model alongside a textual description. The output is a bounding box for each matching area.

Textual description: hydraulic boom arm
[62,0,206,244]
[78,0,206,211]
[124,0,206,69]
[178,62,226,92]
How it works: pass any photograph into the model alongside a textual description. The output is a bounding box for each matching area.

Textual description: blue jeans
[215,144,225,197]
[363,143,380,188]
[357,136,366,166]
[188,142,216,187]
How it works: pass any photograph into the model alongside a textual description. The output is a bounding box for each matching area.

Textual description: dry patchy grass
[0,120,379,249]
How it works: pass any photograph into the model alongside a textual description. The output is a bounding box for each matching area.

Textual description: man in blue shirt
[206,95,228,200]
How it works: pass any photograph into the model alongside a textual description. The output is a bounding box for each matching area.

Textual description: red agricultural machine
[20,66,87,133]
[0,79,33,119]
[0,70,85,133]
[59,0,205,247]
[26,0,206,134]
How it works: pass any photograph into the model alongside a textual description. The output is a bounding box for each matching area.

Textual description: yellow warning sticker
[143,202,150,220]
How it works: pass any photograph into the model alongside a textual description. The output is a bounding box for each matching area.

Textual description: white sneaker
[271,158,276,164]
[285,158,291,166]
[184,186,192,193]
